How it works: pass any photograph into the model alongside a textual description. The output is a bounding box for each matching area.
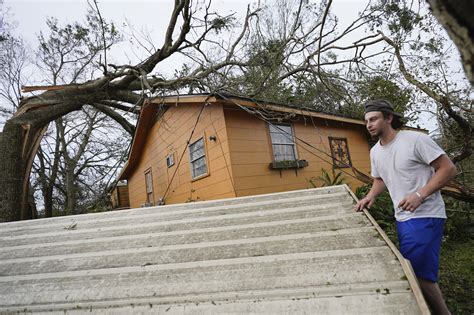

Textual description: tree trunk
[427,0,474,85]
[0,97,84,221]
[28,182,38,219]
[43,186,54,217]
[65,164,78,214]
[37,139,60,218]
[0,126,25,222]
[36,133,57,218]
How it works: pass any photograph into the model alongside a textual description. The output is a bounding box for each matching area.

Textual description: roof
[119,93,367,179]
[0,185,428,314]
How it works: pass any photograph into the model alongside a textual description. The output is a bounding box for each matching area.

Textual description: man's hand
[353,178,386,212]
[353,195,376,212]
[398,193,423,212]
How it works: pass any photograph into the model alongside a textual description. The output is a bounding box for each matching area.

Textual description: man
[354,99,457,315]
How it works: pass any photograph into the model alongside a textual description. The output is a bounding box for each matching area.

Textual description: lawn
[439,239,474,314]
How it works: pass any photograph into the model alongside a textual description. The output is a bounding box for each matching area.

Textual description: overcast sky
[5,0,365,67]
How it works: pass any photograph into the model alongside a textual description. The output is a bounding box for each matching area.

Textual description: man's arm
[353,177,386,211]
[398,154,457,212]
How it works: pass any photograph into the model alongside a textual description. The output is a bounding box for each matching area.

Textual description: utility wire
[209,104,237,194]
[162,92,372,204]
[162,101,207,202]
[214,92,372,184]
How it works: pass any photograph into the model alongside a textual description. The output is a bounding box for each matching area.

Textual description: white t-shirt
[370,130,447,222]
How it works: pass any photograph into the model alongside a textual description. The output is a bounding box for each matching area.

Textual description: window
[269,124,297,161]
[189,138,208,179]
[329,137,352,168]
[144,169,154,204]
[166,153,175,168]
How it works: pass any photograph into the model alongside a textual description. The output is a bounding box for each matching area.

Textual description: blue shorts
[396,218,445,282]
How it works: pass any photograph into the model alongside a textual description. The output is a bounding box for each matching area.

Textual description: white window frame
[269,123,297,162]
[188,137,208,180]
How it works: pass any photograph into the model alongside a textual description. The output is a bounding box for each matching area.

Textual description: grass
[439,239,474,314]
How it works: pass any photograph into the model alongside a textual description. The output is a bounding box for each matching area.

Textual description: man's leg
[418,278,450,315]
[397,218,450,314]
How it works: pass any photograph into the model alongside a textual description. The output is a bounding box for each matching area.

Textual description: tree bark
[65,165,78,214]
[427,0,474,85]
[0,127,24,222]
[0,96,84,221]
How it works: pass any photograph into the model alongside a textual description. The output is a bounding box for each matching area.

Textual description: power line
[162,101,207,202]
[209,104,237,195]
[214,92,372,184]
[161,92,373,204]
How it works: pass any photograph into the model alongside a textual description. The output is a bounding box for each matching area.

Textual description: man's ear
[386,113,393,124]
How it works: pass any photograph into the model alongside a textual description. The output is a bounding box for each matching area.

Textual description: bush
[308,168,345,188]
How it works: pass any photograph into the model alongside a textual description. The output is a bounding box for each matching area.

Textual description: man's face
[364,111,390,139]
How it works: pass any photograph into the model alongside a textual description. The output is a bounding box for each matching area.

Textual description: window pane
[166,154,174,167]
[192,156,207,178]
[272,144,296,161]
[271,132,293,144]
[190,146,205,161]
[190,138,204,152]
[269,124,291,135]
[189,138,208,179]
[190,138,205,161]
[270,124,294,144]
[147,192,153,204]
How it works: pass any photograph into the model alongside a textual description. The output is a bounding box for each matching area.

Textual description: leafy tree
[343,75,413,120]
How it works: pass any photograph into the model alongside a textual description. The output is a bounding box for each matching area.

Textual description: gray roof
[0,185,428,314]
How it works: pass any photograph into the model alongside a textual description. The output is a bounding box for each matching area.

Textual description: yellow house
[116,93,373,208]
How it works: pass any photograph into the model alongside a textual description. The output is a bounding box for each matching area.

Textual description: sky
[5,0,365,72]
[2,0,465,132]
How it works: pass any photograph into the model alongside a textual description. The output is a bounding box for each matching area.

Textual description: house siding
[110,185,130,209]
[223,107,371,197]
[127,103,236,208]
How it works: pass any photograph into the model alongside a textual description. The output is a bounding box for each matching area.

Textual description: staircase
[0,185,427,314]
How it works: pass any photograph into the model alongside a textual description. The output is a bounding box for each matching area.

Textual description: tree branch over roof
[92,103,135,135]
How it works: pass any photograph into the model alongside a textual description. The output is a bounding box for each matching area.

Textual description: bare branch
[380,30,472,163]
[92,103,135,135]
